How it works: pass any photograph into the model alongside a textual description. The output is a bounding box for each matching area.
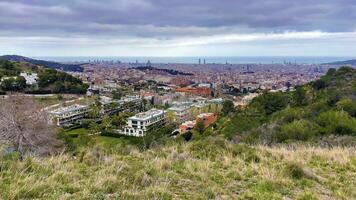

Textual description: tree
[0,95,62,156]
[89,121,101,135]
[326,68,336,76]
[101,115,113,133]
[88,99,102,119]
[336,98,356,117]
[222,100,235,116]
[112,112,132,128]
[112,89,122,100]
[195,121,205,134]
[293,86,307,106]
[312,79,327,90]
[253,92,289,115]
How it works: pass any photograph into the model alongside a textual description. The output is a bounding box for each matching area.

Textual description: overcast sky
[0,0,356,57]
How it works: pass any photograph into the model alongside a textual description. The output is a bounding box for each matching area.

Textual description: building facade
[49,104,89,127]
[121,109,166,137]
[167,106,191,124]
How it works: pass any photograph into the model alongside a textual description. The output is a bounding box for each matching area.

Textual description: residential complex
[100,95,142,115]
[49,104,89,127]
[120,109,167,137]
[48,95,142,127]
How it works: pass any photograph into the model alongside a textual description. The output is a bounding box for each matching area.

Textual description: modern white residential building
[49,104,89,127]
[121,109,166,137]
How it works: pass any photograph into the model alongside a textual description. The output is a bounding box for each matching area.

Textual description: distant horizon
[31,55,355,65]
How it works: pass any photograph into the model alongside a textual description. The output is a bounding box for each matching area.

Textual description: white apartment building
[49,104,89,126]
[121,109,166,137]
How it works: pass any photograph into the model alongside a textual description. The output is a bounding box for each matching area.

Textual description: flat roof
[129,109,165,121]
[49,104,88,115]
[167,106,189,112]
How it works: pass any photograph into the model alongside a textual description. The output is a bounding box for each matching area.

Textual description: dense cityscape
[41,58,331,137]
[1,0,356,199]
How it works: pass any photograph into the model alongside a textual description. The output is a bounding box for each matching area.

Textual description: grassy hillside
[1,137,355,199]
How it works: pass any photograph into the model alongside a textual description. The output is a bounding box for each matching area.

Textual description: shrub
[231,144,260,163]
[309,100,330,116]
[293,86,308,106]
[285,162,305,179]
[317,111,356,136]
[312,79,327,90]
[181,131,193,141]
[222,100,235,116]
[276,119,320,142]
[326,90,342,106]
[272,107,306,123]
[336,98,356,117]
[251,92,290,115]
[194,121,205,134]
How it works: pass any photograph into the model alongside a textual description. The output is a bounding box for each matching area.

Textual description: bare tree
[0,94,63,157]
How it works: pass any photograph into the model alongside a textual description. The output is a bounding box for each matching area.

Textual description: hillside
[323,59,356,66]
[220,67,356,145]
[0,59,88,94]
[0,55,84,72]
[1,137,355,199]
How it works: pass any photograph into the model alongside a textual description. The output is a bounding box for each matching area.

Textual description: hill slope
[220,66,356,144]
[323,59,356,66]
[0,138,355,199]
[0,59,88,94]
[0,55,84,72]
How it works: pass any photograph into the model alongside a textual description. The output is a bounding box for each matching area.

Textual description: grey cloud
[0,0,355,39]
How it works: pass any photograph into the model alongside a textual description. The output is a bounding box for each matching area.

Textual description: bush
[194,121,205,134]
[276,119,320,142]
[231,144,260,163]
[222,100,235,116]
[81,119,93,129]
[285,163,305,179]
[312,79,328,90]
[181,131,193,141]
[317,111,356,136]
[272,107,306,123]
[293,86,308,106]
[336,98,356,117]
[251,92,290,115]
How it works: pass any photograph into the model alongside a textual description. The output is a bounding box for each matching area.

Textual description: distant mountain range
[0,55,84,72]
[322,59,356,66]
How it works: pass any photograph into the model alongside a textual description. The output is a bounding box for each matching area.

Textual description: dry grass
[1,139,355,200]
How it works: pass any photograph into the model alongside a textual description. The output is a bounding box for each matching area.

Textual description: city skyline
[0,0,356,57]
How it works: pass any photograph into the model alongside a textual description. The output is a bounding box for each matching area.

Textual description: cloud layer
[0,0,356,56]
